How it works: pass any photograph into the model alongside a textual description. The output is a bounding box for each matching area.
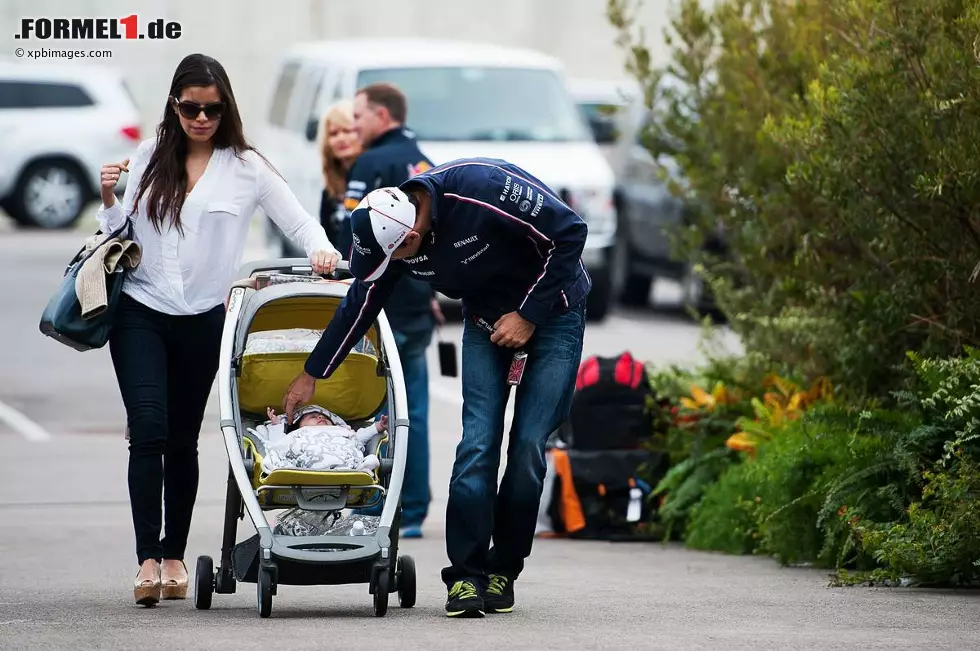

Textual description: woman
[97,53,340,607]
[316,100,361,256]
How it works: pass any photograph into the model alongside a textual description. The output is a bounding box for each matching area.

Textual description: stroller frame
[194,259,415,618]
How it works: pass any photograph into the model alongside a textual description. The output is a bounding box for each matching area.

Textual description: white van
[258,38,618,321]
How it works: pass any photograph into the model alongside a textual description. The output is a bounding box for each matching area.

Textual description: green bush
[679,453,758,555]
[852,449,980,586]
[665,350,980,584]
[642,350,769,538]
[685,405,905,567]
[611,0,980,584]
[844,349,980,585]
[608,0,980,402]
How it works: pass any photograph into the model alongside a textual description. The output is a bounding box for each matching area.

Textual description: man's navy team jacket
[304,157,592,379]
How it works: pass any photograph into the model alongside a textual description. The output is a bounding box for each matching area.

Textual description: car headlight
[565,188,616,235]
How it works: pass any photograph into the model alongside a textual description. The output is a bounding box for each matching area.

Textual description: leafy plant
[904,347,980,463]
[642,354,762,537]
[851,448,980,586]
[836,351,980,585]
[652,446,736,540]
[728,374,834,455]
[687,405,908,566]
[661,350,980,584]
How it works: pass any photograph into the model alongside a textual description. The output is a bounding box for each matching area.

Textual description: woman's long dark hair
[131,53,255,234]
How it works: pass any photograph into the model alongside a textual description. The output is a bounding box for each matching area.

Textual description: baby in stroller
[248,404,387,476]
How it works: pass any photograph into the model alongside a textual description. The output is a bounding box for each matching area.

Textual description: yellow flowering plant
[726,375,834,456]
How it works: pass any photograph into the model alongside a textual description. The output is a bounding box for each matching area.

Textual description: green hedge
[609,0,980,585]
[641,349,980,586]
[608,0,980,403]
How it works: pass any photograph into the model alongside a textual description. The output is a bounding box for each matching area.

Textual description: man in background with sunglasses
[283,158,590,619]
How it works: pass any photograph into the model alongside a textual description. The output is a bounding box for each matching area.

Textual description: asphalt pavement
[1,210,977,651]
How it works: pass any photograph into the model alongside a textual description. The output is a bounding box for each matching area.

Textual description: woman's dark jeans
[109,292,225,565]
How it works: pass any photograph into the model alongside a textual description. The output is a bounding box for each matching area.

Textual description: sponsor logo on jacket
[409,161,431,177]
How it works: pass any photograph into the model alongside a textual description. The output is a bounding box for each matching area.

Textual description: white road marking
[0,399,52,442]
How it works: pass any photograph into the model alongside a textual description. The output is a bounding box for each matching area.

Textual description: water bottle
[626,487,643,523]
[349,520,366,536]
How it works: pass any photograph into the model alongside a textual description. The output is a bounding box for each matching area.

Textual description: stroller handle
[237,257,351,280]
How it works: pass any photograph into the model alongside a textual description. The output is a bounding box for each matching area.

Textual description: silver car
[570,77,722,314]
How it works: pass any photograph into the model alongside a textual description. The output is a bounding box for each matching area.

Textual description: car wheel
[621,274,653,307]
[610,225,630,300]
[9,160,88,229]
[681,266,724,322]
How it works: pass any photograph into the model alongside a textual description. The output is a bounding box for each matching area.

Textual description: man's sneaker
[445,580,484,618]
[484,574,514,613]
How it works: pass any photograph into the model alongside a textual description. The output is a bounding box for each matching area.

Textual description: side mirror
[587,116,619,144]
[305,117,318,142]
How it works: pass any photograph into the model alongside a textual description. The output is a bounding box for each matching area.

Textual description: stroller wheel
[257,567,273,618]
[397,555,416,608]
[373,569,390,617]
[194,556,214,610]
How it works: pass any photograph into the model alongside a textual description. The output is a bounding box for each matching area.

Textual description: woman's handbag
[39,219,136,352]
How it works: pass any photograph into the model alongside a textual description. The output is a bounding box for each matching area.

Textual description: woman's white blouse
[96,137,337,316]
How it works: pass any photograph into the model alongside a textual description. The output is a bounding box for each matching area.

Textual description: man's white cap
[348,187,417,282]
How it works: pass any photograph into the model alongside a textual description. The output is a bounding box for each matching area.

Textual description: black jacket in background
[319,189,342,247]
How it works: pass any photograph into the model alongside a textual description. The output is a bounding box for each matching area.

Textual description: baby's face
[299,413,330,427]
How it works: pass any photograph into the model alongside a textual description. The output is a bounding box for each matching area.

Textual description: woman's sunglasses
[171,97,225,121]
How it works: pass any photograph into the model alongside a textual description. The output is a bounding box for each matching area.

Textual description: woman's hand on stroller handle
[310,250,341,276]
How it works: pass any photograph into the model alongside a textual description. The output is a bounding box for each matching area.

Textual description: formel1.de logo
[15,16,182,40]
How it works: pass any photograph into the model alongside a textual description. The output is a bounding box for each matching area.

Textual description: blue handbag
[39,219,134,352]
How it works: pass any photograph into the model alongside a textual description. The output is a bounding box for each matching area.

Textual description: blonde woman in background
[317,100,362,256]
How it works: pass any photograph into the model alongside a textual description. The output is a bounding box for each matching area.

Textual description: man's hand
[310,250,341,276]
[283,371,317,424]
[431,297,446,326]
[490,311,535,348]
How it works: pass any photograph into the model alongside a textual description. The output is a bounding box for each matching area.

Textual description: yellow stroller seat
[235,320,389,511]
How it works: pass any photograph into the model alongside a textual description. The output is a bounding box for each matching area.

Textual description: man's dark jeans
[441,301,586,588]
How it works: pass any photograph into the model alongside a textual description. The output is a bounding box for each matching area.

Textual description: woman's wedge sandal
[134,569,162,607]
[161,560,188,600]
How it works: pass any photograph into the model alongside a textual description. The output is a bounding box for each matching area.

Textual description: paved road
[1,214,977,650]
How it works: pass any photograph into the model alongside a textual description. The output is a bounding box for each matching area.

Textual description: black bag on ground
[537,350,673,540]
[563,351,654,450]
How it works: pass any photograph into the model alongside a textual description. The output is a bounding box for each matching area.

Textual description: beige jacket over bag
[75,231,141,319]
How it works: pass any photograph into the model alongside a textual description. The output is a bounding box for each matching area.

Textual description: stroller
[193,258,415,618]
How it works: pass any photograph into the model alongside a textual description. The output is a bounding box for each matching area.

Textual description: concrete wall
[3,0,685,135]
